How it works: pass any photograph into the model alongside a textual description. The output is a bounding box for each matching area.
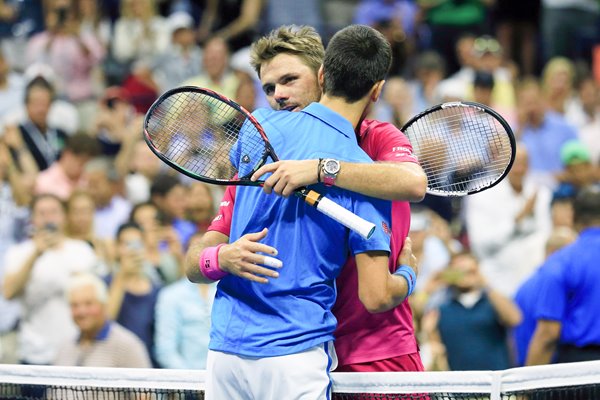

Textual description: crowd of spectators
[0,0,599,372]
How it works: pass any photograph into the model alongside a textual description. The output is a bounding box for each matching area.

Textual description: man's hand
[218,228,282,284]
[398,237,419,278]
[32,227,61,254]
[251,160,320,197]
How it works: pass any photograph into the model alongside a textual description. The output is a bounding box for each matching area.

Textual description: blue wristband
[393,265,416,297]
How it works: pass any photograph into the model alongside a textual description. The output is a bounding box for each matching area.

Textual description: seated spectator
[554,140,598,199]
[150,174,197,249]
[66,190,114,273]
[112,0,170,66]
[471,70,516,128]
[154,275,216,369]
[83,157,132,240]
[93,86,139,157]
[34,133,100,200]
[2,194,98,365]
[54,273,152,368]
[186,182,215,233]
[123,140,163,205]
[18,76,68,171]
[0,140,29,364]
[423,251,522,371]
[1,123,38,206]
[516,77,578,189]
[567,77,600,168]
[0,49,25,122]
[184,36,239,101]
[25,1,105,133]
[541,57,576,116]
[106,222,161,366]
[121,59,159,115]
[153,11,202,92]
[407,51,445,117]
[130,201,183,285]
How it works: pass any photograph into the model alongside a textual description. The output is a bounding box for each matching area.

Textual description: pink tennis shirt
[333,120,419,367]
[207,119,420,368]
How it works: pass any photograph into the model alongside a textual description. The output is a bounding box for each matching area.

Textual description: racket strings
[405,107,513,195]
[145,91,267,181]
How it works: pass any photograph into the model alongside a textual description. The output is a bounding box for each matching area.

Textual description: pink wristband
[199,243,228,281]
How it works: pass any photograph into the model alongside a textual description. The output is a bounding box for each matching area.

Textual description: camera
[127,240,144,251]
[44,223,58,233]
[56,6,68,27]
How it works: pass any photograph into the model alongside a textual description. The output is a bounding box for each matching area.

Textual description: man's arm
[355,238,418,313]
[526,319,561,365]
[3,250,40,299]
[252,159,427,201]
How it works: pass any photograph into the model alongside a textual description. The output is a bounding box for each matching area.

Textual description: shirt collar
[300,103,357,144]
[78,320,112,342]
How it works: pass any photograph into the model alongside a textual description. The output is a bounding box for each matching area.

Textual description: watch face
[324,159,340,174]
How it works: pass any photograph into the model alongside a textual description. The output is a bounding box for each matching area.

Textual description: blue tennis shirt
[209,103,392,357]
[534,227,600,347]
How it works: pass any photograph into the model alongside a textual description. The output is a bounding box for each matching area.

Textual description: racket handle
[314,196,376,240]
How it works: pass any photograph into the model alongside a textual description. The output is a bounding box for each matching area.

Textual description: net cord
[3,361,600,394]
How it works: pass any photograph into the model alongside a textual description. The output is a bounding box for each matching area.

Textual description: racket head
[402,101,516,196]
[143,86,275,186]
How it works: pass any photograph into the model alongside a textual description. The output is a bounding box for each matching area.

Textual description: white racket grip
[316,196,376,239]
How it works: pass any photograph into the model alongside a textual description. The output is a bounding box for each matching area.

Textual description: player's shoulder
[360,119,407,139]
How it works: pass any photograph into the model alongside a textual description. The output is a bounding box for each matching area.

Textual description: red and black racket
[143,86,376,239]
[402,101,516,196]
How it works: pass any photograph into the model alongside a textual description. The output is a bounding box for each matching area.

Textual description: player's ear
[371,80,385,102]
[318,65,325,88]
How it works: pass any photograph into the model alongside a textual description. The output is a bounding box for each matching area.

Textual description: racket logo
[242,155,251,163]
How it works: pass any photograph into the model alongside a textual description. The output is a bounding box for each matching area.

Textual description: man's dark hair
[31,193,66,212]
[150,174,181,198]
[322,24,392,102]
[116,221,143,242]
[64,133,100,157]
[24,76,55,104]
[574,184,600,226]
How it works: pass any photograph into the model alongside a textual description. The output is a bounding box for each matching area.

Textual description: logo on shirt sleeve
[381,221,392,236]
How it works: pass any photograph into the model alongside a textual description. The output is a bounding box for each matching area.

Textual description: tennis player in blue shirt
[527,184,600,365]
[186,25,417,400]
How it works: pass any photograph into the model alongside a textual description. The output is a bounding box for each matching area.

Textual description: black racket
[143,86,376,239]
[402,101,516,196]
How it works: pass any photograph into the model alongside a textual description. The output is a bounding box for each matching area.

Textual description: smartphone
[44,223,58,233]
[56,7,68,27]
[127,240,144,251]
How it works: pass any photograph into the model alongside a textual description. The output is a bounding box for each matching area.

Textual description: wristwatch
[321,159,341,187]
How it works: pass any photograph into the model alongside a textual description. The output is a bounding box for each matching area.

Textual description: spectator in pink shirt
[34,133,99,200]
[25,0,105,133]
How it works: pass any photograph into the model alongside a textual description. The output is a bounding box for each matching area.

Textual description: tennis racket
[402,101,516,196]
[143,86,376,239]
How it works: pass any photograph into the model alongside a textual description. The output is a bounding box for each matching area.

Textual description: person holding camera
[24,0,105,134]
[2,193,98,365]
[105,222,161,366]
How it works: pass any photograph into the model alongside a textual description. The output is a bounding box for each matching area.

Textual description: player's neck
[319,95,370,130]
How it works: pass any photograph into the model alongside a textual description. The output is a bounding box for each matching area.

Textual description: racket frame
[143,86,376,239]
[401,101,516,197]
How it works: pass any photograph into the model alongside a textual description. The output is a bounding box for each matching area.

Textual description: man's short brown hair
[250,25,325,78]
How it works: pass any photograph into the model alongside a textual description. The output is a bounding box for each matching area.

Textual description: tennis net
[1,360,600,399]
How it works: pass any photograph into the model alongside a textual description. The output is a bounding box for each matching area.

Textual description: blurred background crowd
[0,0,599,372]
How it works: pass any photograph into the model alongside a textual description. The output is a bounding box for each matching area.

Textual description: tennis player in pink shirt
[197,25,427,372]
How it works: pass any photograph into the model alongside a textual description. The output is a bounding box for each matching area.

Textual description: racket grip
[315,196,376,239]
